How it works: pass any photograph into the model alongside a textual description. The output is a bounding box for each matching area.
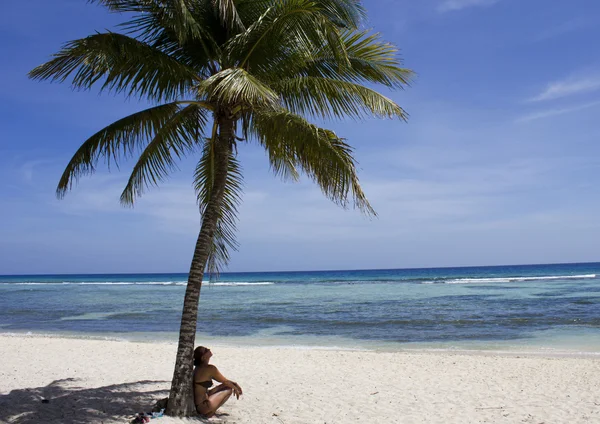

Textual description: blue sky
[1,0,599,274]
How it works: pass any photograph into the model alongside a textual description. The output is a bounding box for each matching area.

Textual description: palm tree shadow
[0,378,172,424]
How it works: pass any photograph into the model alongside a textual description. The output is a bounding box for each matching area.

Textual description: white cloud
[516,100,600,123]
[437,0,499,13]
[529,75,600,102]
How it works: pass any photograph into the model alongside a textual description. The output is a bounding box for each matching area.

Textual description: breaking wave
[422,274,597,284]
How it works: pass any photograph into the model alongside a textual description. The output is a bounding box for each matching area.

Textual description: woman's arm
[209,365,243,397]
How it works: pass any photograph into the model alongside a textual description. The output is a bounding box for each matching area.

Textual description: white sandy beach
[0,335,599,424]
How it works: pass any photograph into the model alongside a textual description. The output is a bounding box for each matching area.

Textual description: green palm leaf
[29,32,199,101]
[94,0,210,45]
[275,76,407,120]
[194,139,243,275]
[212,0,246,31]
[120,103,209,205]
[198,68,280,110]
[56,102,182,198]
[251,109,375,215]
[226,0,347,69]
[331,30,413,87]
[89,0,150,12]
[315,0,366,29]
[261,29,413,88]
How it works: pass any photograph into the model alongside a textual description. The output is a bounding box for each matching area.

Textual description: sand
[0,335,599,423]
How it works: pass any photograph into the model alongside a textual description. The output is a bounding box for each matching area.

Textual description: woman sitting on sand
[193,346,243,417]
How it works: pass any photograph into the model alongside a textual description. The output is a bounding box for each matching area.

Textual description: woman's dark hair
[194,346,209,366]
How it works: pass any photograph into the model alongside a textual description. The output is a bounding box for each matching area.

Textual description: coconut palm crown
[29,0,412,416]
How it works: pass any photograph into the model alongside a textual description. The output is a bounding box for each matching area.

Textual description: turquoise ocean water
[1,262,599,353]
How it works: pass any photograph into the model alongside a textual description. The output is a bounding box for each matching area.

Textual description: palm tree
[29,0,412,416]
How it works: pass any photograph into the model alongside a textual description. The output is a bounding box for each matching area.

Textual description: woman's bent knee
[217,388,233,398]
[220,388,233,402]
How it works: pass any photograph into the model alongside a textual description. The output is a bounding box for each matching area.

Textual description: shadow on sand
[0,378,170,423]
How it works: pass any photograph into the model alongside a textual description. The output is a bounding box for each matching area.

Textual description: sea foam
[441,274,596,284]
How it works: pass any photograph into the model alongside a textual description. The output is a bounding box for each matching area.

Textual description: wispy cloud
[20,159,55,184]
[529,75,600,102]
[534,17,594,42]
[516,100,600,123]
[437,0,499,13]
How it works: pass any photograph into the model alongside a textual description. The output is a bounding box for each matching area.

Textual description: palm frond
[265,144,301,182]
[56,102,183,198]
[29,32,199,101]
[94,0,210,45]
[194,139,243,276]
[312,0,365,29]
[88,0,153,13]
[225,0,347,69]
[332,30,413,88]
[120,103,209,205]
[198,67,279,109]
[90,0,150,12]
[260,29,413,89]
[92,0,224,77]
[251,109,375,215]
[212,0,245,31]
[274,76,407,120]
[232,0,363,29]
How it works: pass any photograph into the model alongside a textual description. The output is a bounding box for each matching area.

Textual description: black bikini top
[195,380,212,389]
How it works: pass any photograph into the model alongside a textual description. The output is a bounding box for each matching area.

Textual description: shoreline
[1,335,599,423]
[2,331,600,359]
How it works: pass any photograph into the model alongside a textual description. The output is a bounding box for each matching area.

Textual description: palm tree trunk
[166,114,234,417]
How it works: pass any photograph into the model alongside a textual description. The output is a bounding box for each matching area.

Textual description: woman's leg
[199,388,233,418]
[209,383,231,395]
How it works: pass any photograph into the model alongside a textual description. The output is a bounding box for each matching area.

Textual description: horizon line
[1,260,599,278]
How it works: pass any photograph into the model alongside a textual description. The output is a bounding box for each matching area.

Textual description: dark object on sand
[130,412,152,423]
[41,399,50,404]
[152,397,168,412]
